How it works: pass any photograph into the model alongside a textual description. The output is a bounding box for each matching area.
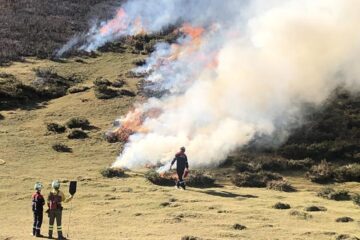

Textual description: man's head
[34,182,43,192]
[52,180,60,190]
[180,146,185,152]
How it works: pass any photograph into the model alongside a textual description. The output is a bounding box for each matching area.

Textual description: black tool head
[69,181,77,195]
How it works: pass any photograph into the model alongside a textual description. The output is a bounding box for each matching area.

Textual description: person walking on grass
[32,182,45,237]
[47,180,73,240]
[170,146,189,190]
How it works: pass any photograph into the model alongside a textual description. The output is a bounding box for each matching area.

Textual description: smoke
[62,0,360,168]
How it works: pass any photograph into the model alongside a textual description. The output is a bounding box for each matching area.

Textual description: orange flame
[100,8,127,36]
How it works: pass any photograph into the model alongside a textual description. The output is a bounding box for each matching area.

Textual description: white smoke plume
[62,0,360,168]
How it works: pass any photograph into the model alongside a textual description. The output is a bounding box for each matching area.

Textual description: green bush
[273,202,291,209]
[232,224,246,230]
[231,171,283,188]
[94,85,119,99]
[334,164,360,182]
[306,160,334,183]
[144,170,174,186]
[66,117,90,129]
[187,171,215,188]
[68,86,90,94]
[352,193,360,206]
[304,206,327,212]
[67,129,88,139]
[266,180,296,192]
[52,143,72,153]
[46,123,66,133]
[100,167,125,178]
[317,187,351,201]
[93,77,111,87]
[335,217,354,222]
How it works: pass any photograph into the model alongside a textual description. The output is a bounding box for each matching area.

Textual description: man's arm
[185,155,189,169]
[170,155,177,169]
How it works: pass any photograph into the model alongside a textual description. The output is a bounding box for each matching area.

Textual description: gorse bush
[266,180,296,192]
[66,117,90,129]
[306,160,334,183]
[317,187,351,201]
[231,171,283,188]
[100,167,125,178]
[47,123,66,133]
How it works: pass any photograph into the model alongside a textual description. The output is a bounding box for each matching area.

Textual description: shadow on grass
[195,189,258,199]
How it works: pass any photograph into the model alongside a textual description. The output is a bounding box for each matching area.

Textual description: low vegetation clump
[66,117,90,129]
[335,217,354,223]
[304,206,327,212]
[0,74,39,109]
[111,79,125,88]
[0,113,4,120]
[232,223,247,230]
[352,194,360,207]
[68,86,90,94]
[289,210,312,220]
[46,123,66,133]
[273,202,291,209]
[181,236,202,240]
[119,89,136,97]
[231,171,283,188]
[93,77,112,87]
[266,180,296,192]
[144,170,175,186]
[317,188,351,201]
[67,129,88,139]
[52,143,72,153]
[334,164,360,182]
[187,171,215,188]
[100,167,126,178]
[336,234,360,240]
[32,68,82,99]
[306,160,334,183]
[94,85,120,99]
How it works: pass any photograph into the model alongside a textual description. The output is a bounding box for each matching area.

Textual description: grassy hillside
[0,0,120,65]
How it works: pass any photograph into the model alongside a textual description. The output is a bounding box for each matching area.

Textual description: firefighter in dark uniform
[47,180,73,240]
[170,146,189,189]
[32,182,45,237]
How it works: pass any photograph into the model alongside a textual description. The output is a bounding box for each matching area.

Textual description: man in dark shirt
[170,146,189,190]
[32,182,45,237]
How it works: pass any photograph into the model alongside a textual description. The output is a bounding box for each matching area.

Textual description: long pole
[67,201,73,238]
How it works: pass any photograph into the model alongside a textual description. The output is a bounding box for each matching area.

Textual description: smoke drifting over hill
[62,0,360,168]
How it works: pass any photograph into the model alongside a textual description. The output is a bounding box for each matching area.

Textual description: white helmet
[52,180,60,190]
[34,182,43,191]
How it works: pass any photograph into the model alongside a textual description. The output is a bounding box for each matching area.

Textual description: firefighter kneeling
[47,180,73,240]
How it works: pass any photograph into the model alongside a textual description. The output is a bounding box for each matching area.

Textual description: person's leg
[177,168,185,189]
[36,212,43,236]
[56,210,64,239]
[48,210,55,238]
[33,212,37,236]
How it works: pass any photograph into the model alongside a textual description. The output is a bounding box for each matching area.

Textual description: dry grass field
[0,52,359,240]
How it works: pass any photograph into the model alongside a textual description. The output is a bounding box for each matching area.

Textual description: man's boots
[48,230,53,239]
[32,228,36,236]
[35,229,43,237]
[57,232,67,240]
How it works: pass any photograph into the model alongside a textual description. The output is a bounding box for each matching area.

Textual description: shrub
[352,194,360,206]
[273,202,291,209]
[306,160,334,183]
[94,85,119,99]
[52,143,72,153]
[119,89,136,97]
[67,129,88,139]
[132,58,146,66]
[46,123,66,133]
[187,171,215,188]
[317,188,351,201]
[100,167,125,178]
[111,80,125,88]
[304,206,327,212]
[334,164,360,182]
[231,171,283,188]
[266,180,296,192]
[0,113,4,120]
[144,170,174,186]
[66,117,90,129]
[289,210,312,220]
[287,158,315,170]
[335,217,354,222]
[68,86,90,94]
[93,77,111,87]
[336,234,360,240]
[234,162,255,172]
[232,224,246,230]
[181,236,202,240]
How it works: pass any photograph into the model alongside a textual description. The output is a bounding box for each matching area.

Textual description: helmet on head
[180,146,185,152]
[34,182,43,191]
[52,180,60,190]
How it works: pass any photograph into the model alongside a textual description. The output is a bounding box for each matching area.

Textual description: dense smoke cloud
[62,0,360,169]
